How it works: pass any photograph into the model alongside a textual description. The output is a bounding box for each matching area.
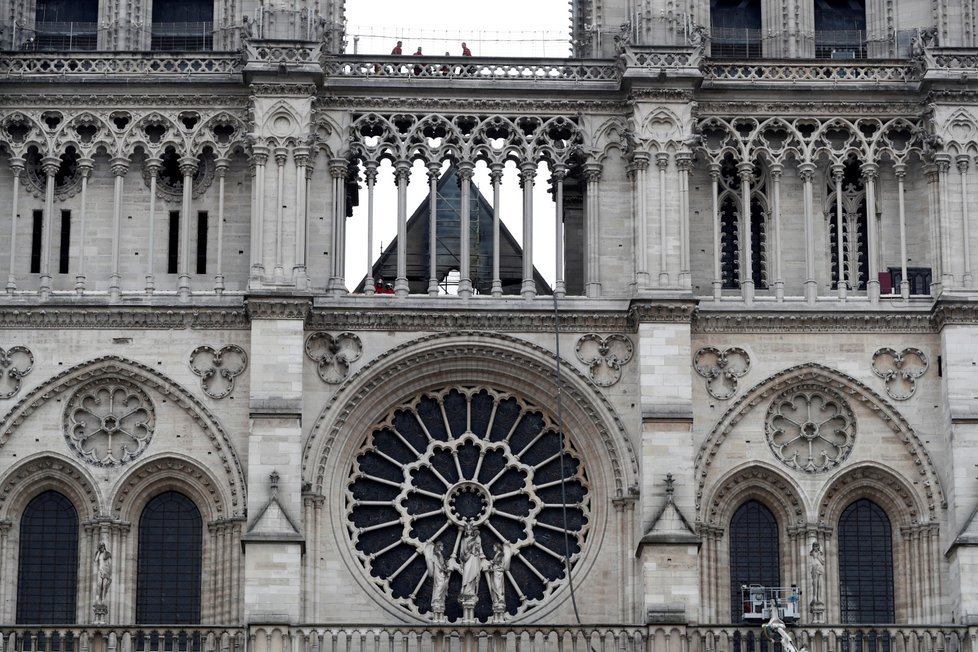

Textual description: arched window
[729,500,779,622]
[827,159,869,291]
[839,498,894,623]
[33,0,98,51]
[151,0,214,51]
[717,155,768,291]
[710,0,762,59]
[815,0,867,59]
[136,491,202,624]
[17,491,79,624]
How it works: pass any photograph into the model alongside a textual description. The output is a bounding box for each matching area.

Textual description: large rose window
[765,384,855,473]
[346,387,590,623]
[64,378,155,466]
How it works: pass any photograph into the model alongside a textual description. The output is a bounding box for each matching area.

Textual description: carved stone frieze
[317,95,627,115]
[0,94,251,110]
[64,378,155,466]
[0,306,249,329]
[304,332,362,384]
[693,346,750,400]
[0,346,33,399]
[872,347,928,400]
[765,384,855,474]
[250,83,318,97]
[692,310,934,333]
[306,308,633,333]
[245,296,311,320]
[0,455,101,516]
[697,101,922,118]
[628,302,696,324]
[189,345,248,399]
[575,334,633,387]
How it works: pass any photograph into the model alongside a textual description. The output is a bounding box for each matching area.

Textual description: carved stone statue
[484,542,513,615]
[423,541,457,619]
[809,541,825,605]
[459,523,483,603]
[94,542,112,605]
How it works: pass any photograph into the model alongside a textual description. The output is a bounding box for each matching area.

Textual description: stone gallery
[0,0,976,649]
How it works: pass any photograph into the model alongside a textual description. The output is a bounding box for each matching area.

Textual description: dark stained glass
[17,491,79,624]
[839,499,894,624]
[729,500,779,623]
[136,491,202,624]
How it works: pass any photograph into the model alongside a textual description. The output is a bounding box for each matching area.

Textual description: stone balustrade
[0,52,243,78]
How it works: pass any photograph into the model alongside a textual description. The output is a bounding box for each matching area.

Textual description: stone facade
[1,0,978,650]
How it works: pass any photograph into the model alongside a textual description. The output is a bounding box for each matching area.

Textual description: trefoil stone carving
[0,346,34,399]
[872,347,928,401]
[575,333,633,387]
[765,384,855,473]
[189,345,248,399]
[305,332,362,384]
[64,378,155,466]
[693,346,750,400]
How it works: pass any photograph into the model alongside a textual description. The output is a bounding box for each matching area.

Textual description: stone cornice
[306,307,633,332]
[696,100,923,117]
[0,93,251,109]
[317,95,628,115]
[246,295,312,320]
[0,305,249,329]
[692,309,935,333]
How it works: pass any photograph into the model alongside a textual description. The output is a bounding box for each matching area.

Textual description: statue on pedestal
[93,542,112,623]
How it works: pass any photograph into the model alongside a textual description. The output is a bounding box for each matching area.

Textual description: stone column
[800,162,818,303]
[144,157,161,295]
[832,163,847,300]
[109,157,130,301]
[552,165,566,299]
[520,162,537,299]
[39,155,61,298]
[393,159,411,297]
[631,152,651,290]
[490,163,504,298]
[74,158,93,295]
[250,145,269,284]
[215,157,230,293]
[676,152,693,289]
[292,148,309,289]
[584,163,602,297]
[710,163,722,301]
[737,161,754,303]
[896,163,910,299]
[273,147,288,281]
[936,155,953,288]
[0,519,10,622]
[862,162,880,302]
[458,160,475,298]
[6,157,24,295]
[770,163,784,301]
[656,152,670,286]
[328,158,349,296]
[427,161,440,296]
[957,155,973,287]
[364,161,378,295]
[177,155,197,300]
[925,162,941,295]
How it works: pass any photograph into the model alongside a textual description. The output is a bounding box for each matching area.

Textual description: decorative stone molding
[693,346,750,400]
[570,332,632,387]
[250,82,318,97]
[0,306,249,329]
[628,302,697,324]
[111,456,229,520]
[697,101,921,117]
[189,345,248,399]
[304,331,638,498]
[0,346,33,399]
[0,454,101,518]
[64,378,155,466]
[0,356,245,514]
[317,95,627,115]
[245,296,311,320]
[765,384,855,474]
[872,347,928,400]
[345,386,590,624]
[816,464,924,524]
[0,94,251,110]
[692,311,934,333]
[304,332,362,384]
[703,464,806,527]
[306,308,633,333]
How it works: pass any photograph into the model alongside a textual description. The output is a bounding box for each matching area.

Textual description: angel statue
[423,541,458,620]
[484,542,513,614]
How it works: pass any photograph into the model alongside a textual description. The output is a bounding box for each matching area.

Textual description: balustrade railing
[701,60,918,83]
[0,625,972,652]
[0,52,242,76]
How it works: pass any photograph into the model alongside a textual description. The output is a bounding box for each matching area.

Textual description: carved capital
[551,164,567,183]
[675,151,694,171]
[894,163,907,180]
[655,152,670,170]
[110,157,130,177]
[489,163,505,184]
[798,162,816,182]
[456,160,475,181]
[274,148,288,167]
[177,155,198,177]
[736,160,754,181]
[956,154,970,173]
[77,157,95,177]
[8,156,25,176]
[831,163,845,180]
[363,161,379,184]
[292,146,310,168]
[630,151,650,171]
[861,162,879,180]
[583,162,602,183]
[215,157,231,177]
[251,145,269,166]
[329,158,350,179]
[41,156,62,177]
[769,163,783,179]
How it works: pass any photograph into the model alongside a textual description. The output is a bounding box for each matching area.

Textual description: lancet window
[839,499,894,624]
[827,159,869,291]
[728,500,779,623]
[16,490,79,624]
[716,155,768,290]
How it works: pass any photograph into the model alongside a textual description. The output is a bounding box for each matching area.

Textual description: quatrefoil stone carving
[575,334,633,387]
[189,345,248,399]
[872,347,928,401]
[693,346,751,400]
[305,332,363,384]
[0,346,34,400]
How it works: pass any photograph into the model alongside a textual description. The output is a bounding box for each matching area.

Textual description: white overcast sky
[341,1,571,292]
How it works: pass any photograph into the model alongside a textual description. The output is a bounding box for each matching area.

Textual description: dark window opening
[815,0,867,59]
[17,490,79,624]
[59,209,71,274]
[152,0,214,51]
[710,0,762,59]
[718,157,767,290]
[196,211,208,274]
[839,498,894,624]
[136,491,202,624]
[828,160,869,291]
[729,499,779,623]
[168,211,180,274]
[30,210,43,274]
[32,0,98,51]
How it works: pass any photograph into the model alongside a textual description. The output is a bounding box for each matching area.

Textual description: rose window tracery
[346,386,590,623]
[765,384,855,473]
[64,379,155,466]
